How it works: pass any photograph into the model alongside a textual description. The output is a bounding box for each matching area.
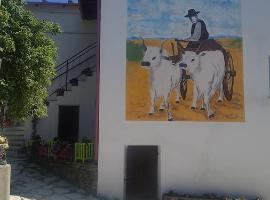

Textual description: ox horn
[176,41,184,59]
[171,42,175,56]
[140,37,147,52]
[160,40,166,55]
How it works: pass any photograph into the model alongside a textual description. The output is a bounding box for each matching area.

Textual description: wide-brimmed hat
[185,9,200,18]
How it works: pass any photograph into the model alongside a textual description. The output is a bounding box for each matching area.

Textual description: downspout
[94,0,101,162]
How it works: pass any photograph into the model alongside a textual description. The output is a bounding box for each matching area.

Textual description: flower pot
[56,88,65,96]
[69,78,78,86]
[0,164,11,200]
[81,68,93,76]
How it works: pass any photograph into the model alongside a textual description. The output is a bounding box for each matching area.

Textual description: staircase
[2,127,26,158]
[1,44,97,158]
[47,42,97,104]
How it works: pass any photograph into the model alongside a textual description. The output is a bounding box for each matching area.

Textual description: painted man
[185,9,209,41]
[183,9,228,65]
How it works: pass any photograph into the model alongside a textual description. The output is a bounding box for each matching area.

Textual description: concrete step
[7,147,22,151]
[78,75,87,82]
[4,136,25,143]
[9,144,25,149]
[47,93,57,101]
[6,150,27,159]
[7,142,26,148]
[6,143,25,150]
[2,136,24,141]
[2,127,24,132]
[6,138,25,142]
[2,128,24,136]
[1,126,26,157]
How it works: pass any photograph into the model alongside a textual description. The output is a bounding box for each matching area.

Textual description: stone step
[7,146,23,151]
[8,144,25,149]
[5,137,25,144]
[2,131,24,136]
[1,127,26,158]
[8,143,25,148]
[6,135,25,139]
[6,151,26,159]
[6,138,25,143]
[2,134,25,139]
[1,127,24,134]
[7,144,27,154]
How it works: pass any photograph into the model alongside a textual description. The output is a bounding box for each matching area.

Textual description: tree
[0,0,61,124]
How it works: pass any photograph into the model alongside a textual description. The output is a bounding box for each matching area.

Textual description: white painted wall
[98,0,270,199]
[36,74,97,141]
[24,4,97,142]
[26,4,97,64]
[24,74,96,141]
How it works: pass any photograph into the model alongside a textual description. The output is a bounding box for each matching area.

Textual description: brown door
[58,106,79,143]
[125,146,158,200]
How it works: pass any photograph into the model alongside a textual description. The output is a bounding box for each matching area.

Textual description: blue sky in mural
[128,0,241,39]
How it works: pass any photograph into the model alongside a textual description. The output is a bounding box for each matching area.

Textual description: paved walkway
[9,158,99,200]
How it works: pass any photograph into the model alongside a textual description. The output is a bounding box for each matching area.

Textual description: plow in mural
[126,0,245,122]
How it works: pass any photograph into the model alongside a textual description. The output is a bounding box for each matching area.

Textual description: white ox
[141,42,182,121]
[179,50,225,119]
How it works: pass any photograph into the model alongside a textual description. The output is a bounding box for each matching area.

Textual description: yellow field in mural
[126,39,245,122]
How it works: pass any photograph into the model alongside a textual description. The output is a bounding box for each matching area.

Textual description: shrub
[126,41,144,62]
[0,135,9,165]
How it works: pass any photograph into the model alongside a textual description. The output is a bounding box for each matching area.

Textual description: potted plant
[81,68,93,76]
[56,88,65,96]
[30,134,42,160]
[0,135,10,200]
[69,78,79,86]
[0,135,9,165]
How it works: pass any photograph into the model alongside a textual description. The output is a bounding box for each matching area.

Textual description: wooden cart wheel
[223,52,236,101]
[180,69,188,100]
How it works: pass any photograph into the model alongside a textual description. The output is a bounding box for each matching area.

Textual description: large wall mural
[126,0,245,122]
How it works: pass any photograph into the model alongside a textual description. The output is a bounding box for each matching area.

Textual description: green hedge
[230,38,242,49]
[126,41,144,62]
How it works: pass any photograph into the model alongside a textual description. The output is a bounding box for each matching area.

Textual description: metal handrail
[48,64,96,97]
[55,45,96,73]
[47,43,97,98]
[55,42,97,71]
[53,54,96,81]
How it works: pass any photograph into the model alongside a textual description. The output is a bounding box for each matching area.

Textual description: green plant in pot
[0,135,9,165]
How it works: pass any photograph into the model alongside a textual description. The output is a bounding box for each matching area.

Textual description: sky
[128,0,242,39]
[26,0,78,3]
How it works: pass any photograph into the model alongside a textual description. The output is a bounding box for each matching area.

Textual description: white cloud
[128,0,241,38]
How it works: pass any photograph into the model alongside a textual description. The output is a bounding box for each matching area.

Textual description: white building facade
[24,2,97,142]
[98,0,270,199]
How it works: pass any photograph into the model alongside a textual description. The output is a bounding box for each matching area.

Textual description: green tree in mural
[0,0,61,125]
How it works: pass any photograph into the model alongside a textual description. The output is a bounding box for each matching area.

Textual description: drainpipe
[94,0,101,162]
